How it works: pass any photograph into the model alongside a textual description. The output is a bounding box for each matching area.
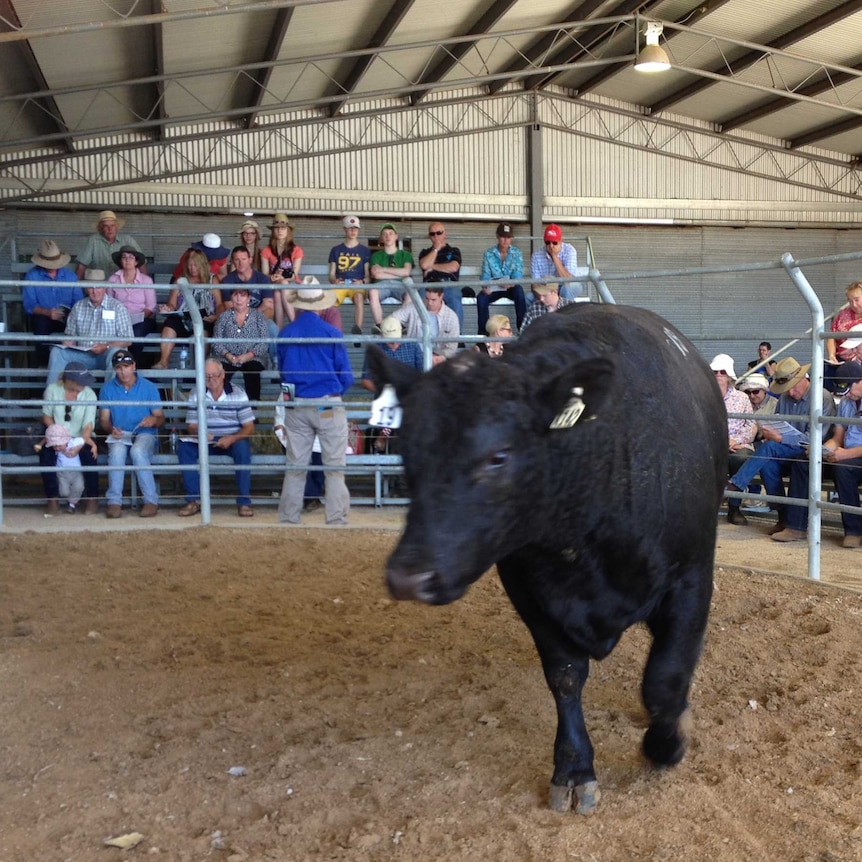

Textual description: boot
[768,511,786,536]
[727,506,748,526]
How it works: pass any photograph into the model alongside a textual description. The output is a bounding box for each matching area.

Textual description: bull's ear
[365,344,423,399]
[532,356,616,431]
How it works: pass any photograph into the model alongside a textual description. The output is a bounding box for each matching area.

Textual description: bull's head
[366,345,616,604]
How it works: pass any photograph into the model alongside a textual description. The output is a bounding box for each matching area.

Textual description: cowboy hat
[770,357,811,394]
[268,212,292,228]
[93,210,125,230]
[284,276,336,310]
[31,239,71,270]
[111,245,146,268]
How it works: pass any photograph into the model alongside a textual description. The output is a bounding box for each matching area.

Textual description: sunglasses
[428,230,445,236]
[114,357,134,365]
[545,240,559,246]
[773,375,796,386]
[64,405,72,421]
[746,388,764,395]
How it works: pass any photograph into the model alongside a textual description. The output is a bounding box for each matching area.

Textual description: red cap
[543,224,562,243]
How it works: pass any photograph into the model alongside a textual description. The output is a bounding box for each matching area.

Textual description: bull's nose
[386,568,445,604]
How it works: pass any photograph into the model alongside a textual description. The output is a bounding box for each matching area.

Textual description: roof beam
[245,7,294,129]
[649,0,862,115]
[790,114,862,150]
[0,0,75,153]
[487,0,609,96]
[575,0,731,96]
[520,0,660,92]
[409,0,520,106]
[151,0,166,143]
[328,0,416,117]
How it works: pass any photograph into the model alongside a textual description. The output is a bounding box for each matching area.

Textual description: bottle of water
[169,427,178,454]
[179,347,188,369]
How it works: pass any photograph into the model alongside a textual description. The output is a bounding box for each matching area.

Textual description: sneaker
[66,502,77,514]
[106,504,123,519]
[842,534,862,549]
[139,503,159,518]
[351,324,363,336]
[770,528,807,543]
[303,499,323,512]
[177,501,201,517]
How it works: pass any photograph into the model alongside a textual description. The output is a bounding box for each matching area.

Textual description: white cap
[202,232,221,249]
[841,323,862,350]
[342,215,360,229]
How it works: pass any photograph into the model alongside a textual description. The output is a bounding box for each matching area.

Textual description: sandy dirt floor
[1,510,861,862]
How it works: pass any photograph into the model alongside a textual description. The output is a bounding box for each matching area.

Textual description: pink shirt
[108,270,157,325]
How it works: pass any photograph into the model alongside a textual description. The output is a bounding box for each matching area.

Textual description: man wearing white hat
[76,210,146,280]
[276,279,354,526]
[329,215,371,336]
[23,239,83,366]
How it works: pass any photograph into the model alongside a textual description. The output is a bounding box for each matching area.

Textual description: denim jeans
[729,440,803,503]
[178,437,252,506]
[476,285,526,334]
[106,433,158,506]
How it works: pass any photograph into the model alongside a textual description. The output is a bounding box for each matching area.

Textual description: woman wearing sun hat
[261,213,304,326]
[107,245,158,366]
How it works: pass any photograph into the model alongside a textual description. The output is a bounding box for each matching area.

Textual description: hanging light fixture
[635,22,670,72]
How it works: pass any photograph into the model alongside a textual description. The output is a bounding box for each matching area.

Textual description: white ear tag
[369,384,403,429]
[550,386,586,430]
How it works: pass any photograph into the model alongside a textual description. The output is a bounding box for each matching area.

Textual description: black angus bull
[366,303,727,815]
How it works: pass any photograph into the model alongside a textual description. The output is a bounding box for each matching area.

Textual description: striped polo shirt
[185,381,255,437]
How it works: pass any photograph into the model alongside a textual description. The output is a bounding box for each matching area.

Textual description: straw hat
[268,212,292,228]
[31,239,71,270]
[94,210,125,230]
[770,357,811,394]
[284,276,335,310]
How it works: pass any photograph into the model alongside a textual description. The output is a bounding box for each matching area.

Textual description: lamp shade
[635,43,670,72]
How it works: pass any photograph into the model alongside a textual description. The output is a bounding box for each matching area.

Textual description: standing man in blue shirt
[99,349,165,518]
[277,283,354,526]
[23,240,83,367]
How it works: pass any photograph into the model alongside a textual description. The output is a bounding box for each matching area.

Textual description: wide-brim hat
[737,372,770,392]
[191,234,230,260]
[239,220,260,235]
[45,423,71,448]
[94,210,125,230]
[111,245,146,268]
[709,353,737,380]
[770,357,811,394]
[31,239,71,270]
[285,276,336,310]
[268,212,292,228]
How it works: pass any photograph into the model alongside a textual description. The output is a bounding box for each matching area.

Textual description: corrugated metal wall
[3,211,861,372]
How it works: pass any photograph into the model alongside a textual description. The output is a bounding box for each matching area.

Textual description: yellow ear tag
[550,387,586,430]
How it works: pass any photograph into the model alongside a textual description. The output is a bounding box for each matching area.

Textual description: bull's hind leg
[641,568,712,766]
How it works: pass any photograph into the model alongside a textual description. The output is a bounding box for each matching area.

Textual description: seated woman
[210,286,270,403]
[39,362,99,515]
[152,248,222,370]
[107,246,157,366]
[475,313,514,358]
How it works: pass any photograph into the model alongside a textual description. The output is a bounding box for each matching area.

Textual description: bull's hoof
[643,708,691,767]
[548,780,601,814]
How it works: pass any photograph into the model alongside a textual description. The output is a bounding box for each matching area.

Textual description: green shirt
[42,381,97,436]
[371,248,414,274]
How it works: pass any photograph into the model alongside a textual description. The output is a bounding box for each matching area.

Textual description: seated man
[389,286,459,363]
[520,282,575,330]
[478,222,526,334]
[99,350,165,519]
[22,239,82,367]
[368,223,414,327]
[46,281,133,384]
[710,354,757,525]
[822,363,862,548]
[727,357,836,539]
[176,359,256,518]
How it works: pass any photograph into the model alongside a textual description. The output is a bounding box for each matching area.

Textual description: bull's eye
[486,450,510,469]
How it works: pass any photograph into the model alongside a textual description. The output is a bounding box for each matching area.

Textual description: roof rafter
[245,6,294,129]
[328,0,416,118]
[151,0,166,143]
[409,0,520,106]
[574,0,732,97]
[649,0,862,115]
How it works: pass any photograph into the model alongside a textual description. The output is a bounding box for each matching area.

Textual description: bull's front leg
[544,654,601,815]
